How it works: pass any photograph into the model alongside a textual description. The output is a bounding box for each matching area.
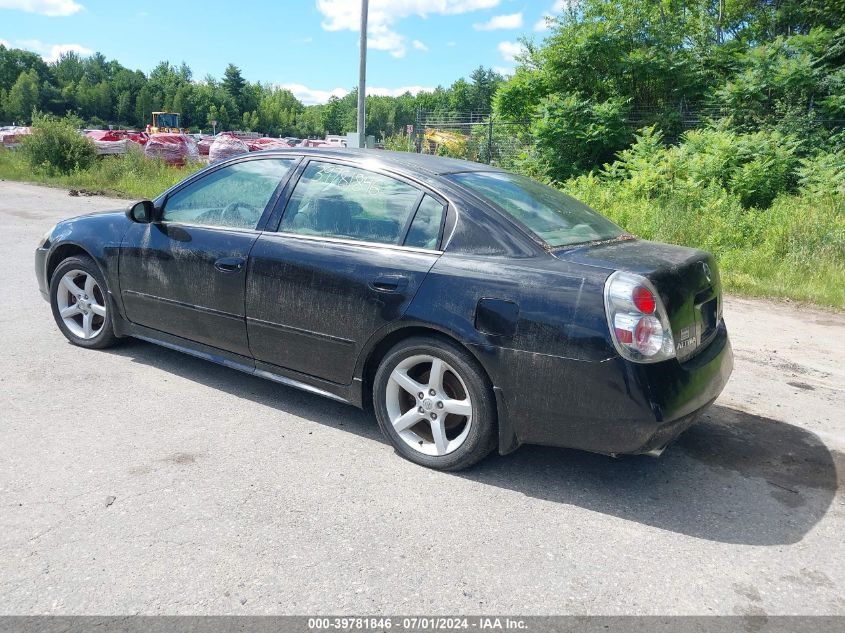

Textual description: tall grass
[0,145,202,200]
[562,133,845,308]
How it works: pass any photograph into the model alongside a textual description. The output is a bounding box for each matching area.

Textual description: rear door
[119,157,298,355]
[246,159,447,384]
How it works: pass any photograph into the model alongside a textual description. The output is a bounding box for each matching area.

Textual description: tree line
[0,45,503,139]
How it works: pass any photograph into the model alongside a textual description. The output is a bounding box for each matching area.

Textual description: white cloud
[317,0,500,58]
[473,12,522,30]
[280,83,349,106]
[497,40,525,62]
[279,83,434,106]
[15,38,92,61]
[0,0,83,16]
[44,42,91,61]
[369,85,434,97]
[412,39,428,51]
[0,39,10,47]
[493,65,514,76]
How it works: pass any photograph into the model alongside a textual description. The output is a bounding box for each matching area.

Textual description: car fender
[43,210,132,320]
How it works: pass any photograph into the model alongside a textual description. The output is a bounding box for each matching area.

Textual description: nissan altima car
[35,149,733,471]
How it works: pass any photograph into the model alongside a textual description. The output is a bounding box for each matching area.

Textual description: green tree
[6,69,40,122]
[468,66,502,112]
[116,90,132,125]
[134,85,154,129]
[321,96,345,135]
[222,63,246,106]
[449,78,473,112]
[241,110,259,131]
[52,51,85,86]
[92,81,112,120]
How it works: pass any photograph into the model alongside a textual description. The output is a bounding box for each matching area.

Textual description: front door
[246,160,447,384]
[119,157,298,355]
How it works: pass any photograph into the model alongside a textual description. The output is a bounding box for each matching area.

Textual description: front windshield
[156,113,179,128]
[450,171,624,248]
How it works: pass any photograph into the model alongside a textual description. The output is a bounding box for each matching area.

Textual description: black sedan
[35,149,733,470]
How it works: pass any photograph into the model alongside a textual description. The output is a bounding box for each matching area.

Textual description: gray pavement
[0,181,843,615]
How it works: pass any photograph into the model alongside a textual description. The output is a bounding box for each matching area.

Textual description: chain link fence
[410,105,845,168]
[411,112,533,170]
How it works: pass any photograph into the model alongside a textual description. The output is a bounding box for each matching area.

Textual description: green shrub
[797,149,845,199]
[561,122,845,307]
[727,131,800,208]
[602,125,801,209]
[528,92,630,182]
[21,113,97,175]
[382,133,414,152]
[1,141,200,200]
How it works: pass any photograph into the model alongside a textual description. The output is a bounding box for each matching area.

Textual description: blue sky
[0,0,564,104]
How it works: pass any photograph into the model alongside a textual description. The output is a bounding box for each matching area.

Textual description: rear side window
[405,195,445,249]
[163,159,295,230]
[449,171,623,248]
[279,161,421,245]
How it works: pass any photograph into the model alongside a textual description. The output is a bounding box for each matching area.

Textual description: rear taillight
[604,271,675,363]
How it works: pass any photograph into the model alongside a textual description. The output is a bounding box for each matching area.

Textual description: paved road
[1,181,843,615]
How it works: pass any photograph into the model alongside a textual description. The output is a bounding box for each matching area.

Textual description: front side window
[163,159,295,230]
[279,162,421,245]
[449,171,624,248]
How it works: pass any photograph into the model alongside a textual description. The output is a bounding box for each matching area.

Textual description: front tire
[373,336,497,471]
[49,255,119,349]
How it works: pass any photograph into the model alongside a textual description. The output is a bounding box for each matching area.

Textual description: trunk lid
[555,238,723,362]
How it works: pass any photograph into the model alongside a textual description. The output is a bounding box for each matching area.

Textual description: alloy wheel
[385,354,473,456]
[55,269,107,340]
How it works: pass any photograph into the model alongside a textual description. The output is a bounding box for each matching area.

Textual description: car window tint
[279,162,420,245]
[163,159,295,230]
[404,195,444,249]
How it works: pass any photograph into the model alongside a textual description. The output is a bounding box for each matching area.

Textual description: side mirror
[126,200,156,223]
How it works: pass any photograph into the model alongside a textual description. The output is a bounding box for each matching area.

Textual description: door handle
[214,256,245,273]
[369,274,408,293]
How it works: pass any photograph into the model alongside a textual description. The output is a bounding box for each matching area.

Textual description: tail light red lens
[632,286,656,314]
[604,271,675,363]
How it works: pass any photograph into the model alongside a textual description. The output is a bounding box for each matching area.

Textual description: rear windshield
[449,171,624,248]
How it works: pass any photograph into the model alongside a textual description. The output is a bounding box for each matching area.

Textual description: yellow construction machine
[148,112,183,134]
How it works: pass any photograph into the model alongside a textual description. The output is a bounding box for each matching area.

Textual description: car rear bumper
[492,322,733,455]
[35,246,49,301]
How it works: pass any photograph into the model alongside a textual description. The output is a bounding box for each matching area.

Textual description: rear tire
[373,336,497,471]
[50,255,119,350]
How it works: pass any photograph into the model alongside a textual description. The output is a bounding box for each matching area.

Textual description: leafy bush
[528,93,630,181]
[1,142,200,199]
[727,132,800,208]
[21,113,97,175]
[382,133,414,152]
[797,149,845,199]
[602,125,802,208]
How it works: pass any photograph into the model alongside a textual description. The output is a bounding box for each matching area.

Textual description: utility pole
[356,0,368,147]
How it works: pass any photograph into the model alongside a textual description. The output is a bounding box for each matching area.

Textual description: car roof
[255,147,506,177]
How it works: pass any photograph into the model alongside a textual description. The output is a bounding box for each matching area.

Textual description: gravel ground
[1,180,843,615]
